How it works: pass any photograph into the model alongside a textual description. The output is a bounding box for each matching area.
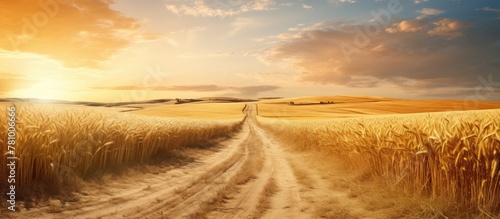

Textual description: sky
[0,0,499,102]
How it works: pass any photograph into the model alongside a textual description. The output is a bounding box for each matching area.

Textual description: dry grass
[0,103,244,199]
[258,109,500,216]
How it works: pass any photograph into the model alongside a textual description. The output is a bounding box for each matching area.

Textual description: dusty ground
[2,104,422,219]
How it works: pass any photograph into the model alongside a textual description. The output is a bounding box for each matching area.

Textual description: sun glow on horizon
[13,78,70,100]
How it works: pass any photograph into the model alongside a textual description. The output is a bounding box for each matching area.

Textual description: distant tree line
[289,101,335,105]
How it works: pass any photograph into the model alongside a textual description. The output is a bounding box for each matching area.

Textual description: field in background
[0,99,247,119]
[258,96,500,119]
[0,103,244,199]
[258,109,500,216]
[130,102,246,119]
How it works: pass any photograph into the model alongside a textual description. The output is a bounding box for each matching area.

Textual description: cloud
[480,7,500,19]
[386,20,427,33]
[386,8,444,33]
[251,19,500,92]
[92,84,280,96]
[164,0,275,17]
[230,85,280,96]
[0,0,158,68]
[92,85,226,92]
[386,16,470,40]
[303,5,313,9]
[481,7,500,13]
[417,8,444,20]
[238,71,296,84]
[167,26,207,47]
[0,75,38,93]
[329,0,356,4]
[179,51,236,58]
[427,18,471,39]
[414,0,429,4]
[166,85,227,92]
[228,17,262,37]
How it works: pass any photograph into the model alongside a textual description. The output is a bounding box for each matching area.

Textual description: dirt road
[8,104,384,219]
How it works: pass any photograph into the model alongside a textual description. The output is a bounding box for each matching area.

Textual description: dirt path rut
[8,104,328,219]
[207,104,309,219]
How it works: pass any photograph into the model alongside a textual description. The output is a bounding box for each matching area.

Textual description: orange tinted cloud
[92,85,226,92]
[164,0,275,17]
[0,75,37,93]
[427,18,471,39]
[0,0,157,67]
[92,84,280,96]
[255,19,498,91]
[230,85,280,96]
[386,20,427,33]
[387,18,471,39]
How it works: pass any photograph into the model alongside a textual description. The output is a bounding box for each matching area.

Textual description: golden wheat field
[1,98,499,218]
[258,109,500,215]
[0,103,243,197]
[257,96,500,119]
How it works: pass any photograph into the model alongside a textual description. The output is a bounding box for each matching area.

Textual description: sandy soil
[4,104,392,219]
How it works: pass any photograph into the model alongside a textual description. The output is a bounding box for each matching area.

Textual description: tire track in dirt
[206,112,274,219]
[12,113,251,219]
[10,104,314,219]
[135,127,255,219]
[253,120,310,218]
[66,104,262,219]
[206,104,311,219]
[73,118,254,219]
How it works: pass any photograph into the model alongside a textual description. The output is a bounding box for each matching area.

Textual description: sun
[15,79,69,100]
